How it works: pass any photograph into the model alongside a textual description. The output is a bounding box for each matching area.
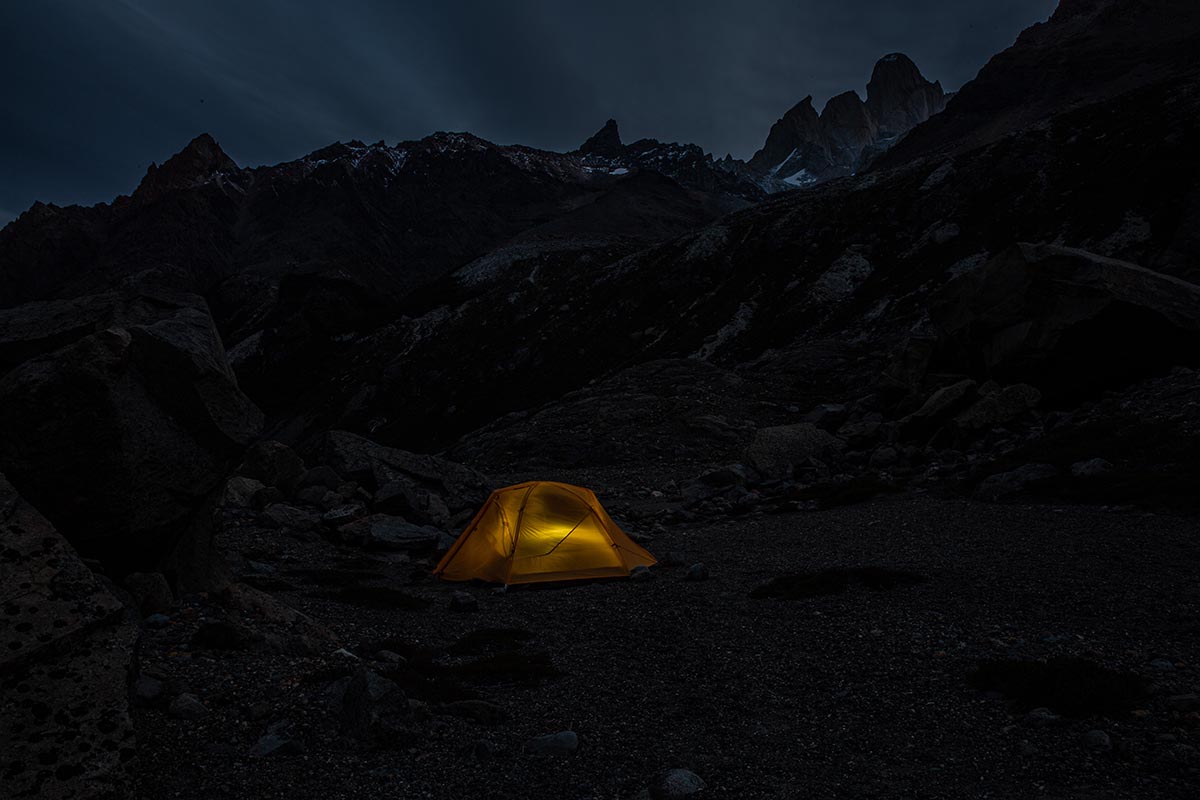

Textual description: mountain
[5,3,1200,798]
[747,53,947,186]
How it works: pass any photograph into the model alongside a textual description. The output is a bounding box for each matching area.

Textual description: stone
[249,732,304,757]
[294,485,331,507]
[975,463,1059,501]
[1165,693,1199,711]
[339,667,412,743]
[1071,457,1114,477]
[869,446,899,469]
[630,565,654,581]
[338,514,441,551]
[123,571,173,616]
[322,503,367,527]
[315,430,489,514]
[0,291,263,588]
[1081,729,1112,752]
[376,649,406,664]
[144,613,171,628]
[899,379,977,439]
[238,440,306,493]
[1021,707,1061,727]
[449,591,478,612]
[299,465,344,491]
[684,563,710,582]
[169,693,208,720]
[260,503,319,531]
[222,475,266,508]
[0,473,138,798]
[745,423,844,479]
[651,768,707,798]
[526,730,578,756]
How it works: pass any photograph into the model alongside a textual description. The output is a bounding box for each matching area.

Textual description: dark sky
[0,0,1056,226]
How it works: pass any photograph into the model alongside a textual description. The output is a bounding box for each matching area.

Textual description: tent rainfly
[433,481,655,584]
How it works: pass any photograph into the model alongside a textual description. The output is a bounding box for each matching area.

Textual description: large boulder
[0,473,138,799]
[312,431,489,524]
[930,244,1200,402]
[745,423,844,480]
[0,289,263,588]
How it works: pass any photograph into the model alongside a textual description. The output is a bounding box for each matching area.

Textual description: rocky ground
[127,477,1200,799]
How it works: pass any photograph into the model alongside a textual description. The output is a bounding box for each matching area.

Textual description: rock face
[313,430,489,526]
[0,289,263,588]
[929,244,1200,402]
[0,473,138,799]
[747,53,946,185]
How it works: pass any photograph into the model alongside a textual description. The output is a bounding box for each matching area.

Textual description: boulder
[222,475,266,508]
[122,571,173,616]
[930,244,1200,402]
[259,503,319,532]
[312,430,489,518]
[0,477,139,800]
[952,384,1041,434]
[238,440,306,493]
[338,514,441,552]
[0,290,263,589]
[899,379,977,440]
[745,423,844,479]
[975,463,1060,501]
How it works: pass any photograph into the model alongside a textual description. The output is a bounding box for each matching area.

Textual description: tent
[433,481,656,584]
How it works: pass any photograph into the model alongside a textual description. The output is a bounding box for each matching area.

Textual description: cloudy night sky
[0,0,1056,226]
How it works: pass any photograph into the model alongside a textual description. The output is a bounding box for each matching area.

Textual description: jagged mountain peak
[134,133,238,201]
[578,118,624,157]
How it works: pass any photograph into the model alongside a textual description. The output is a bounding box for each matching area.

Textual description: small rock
[376,649,406,664]
[449,591,478,612]
[300,465,344,491]
[1149,658,1175,671]
[658,551,684,567]
[1081,729,1112,752]
[332,647,360,660]
[222,475,266,508]
[144,613,171,628]
[1071,457,1113,477]
[651,768,706,798]
[684,563,709,582]
[1022,707,1061,727]
[630,565,654,581]
[526,730,578,756]
[260,503,319,531]
[168,693,208,720]
[322,503,367,527]
[249,732,304,757]
[1166,693,1199,711]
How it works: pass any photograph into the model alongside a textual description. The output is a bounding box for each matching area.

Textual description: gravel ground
[132,492,1200,799]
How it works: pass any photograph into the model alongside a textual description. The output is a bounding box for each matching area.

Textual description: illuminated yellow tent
[433,481,656,584]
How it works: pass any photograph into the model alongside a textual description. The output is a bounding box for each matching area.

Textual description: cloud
[0,0,1056,215]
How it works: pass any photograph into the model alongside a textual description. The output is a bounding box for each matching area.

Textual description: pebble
[683,563,709,581]
[630,565,654,581]
[144,613,171,628]
[249,732,304,757]
[652,768,706,798]
[1081,729,1112,752]
[168,693,208,720]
